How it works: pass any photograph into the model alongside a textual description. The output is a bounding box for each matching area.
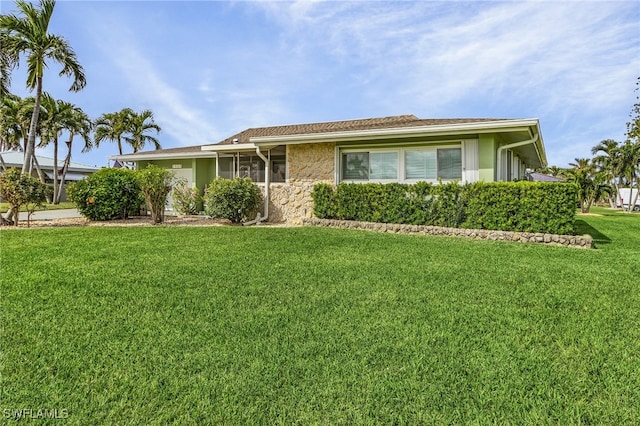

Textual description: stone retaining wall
[303,217,593,248]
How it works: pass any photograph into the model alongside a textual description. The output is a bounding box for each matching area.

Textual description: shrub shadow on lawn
[575,219,611,246]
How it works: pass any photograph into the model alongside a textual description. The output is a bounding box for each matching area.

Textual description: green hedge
[311,181,577,235]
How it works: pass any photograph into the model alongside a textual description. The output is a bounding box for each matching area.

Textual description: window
[405,151,436,180]
[341,152,398,181]
[340,147,462,183]
[342,153,369,180]
[437,148,462,180]
[218,154,286,183]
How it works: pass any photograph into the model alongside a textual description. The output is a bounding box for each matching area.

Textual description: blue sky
[2,0,639,168]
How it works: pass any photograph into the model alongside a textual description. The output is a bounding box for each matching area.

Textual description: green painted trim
[478,134,496,182]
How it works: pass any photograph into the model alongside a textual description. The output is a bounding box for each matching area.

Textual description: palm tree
[0,95,47,181]
[565,158,611,213]
[0,30,18,99]
[56,105,92,203]
[1,0,86,175]
[125,109,161,153]
[37,93,93,203]
[38,93,71,202]
[0,94,23,153]
[591,139,622,208]
[617,140,640,212]
[94,108,134,156]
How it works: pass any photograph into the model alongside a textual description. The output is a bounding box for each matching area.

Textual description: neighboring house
[527,172,565,182]
[111,115,547,223]
[0,151,99,201]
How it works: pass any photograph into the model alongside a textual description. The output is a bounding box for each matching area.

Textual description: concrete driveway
[17,208,82,221]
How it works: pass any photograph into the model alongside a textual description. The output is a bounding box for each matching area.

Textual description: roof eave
[201,143,259,152]
[248,119,541,145]
[109,151,217,161]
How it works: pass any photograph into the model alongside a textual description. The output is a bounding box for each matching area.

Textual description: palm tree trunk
[0,153,6,171]
[22,77,43,175]
[31,155,52,203]
[630,183,640,212]
[52,137,59,204]
[55,137,73,204]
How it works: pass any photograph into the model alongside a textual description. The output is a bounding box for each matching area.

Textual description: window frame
[339,144,463,184]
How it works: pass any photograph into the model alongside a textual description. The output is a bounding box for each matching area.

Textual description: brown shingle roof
[216,115,508,145]
[121,115,512,158]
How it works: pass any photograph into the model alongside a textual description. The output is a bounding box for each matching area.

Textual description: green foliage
[312,181,577,234]
[203,177,261,223]
[310,183,336,218]
[172,178,202,215]
[136,165,174,223]
[0,167,49,226]
[67,168,143,221]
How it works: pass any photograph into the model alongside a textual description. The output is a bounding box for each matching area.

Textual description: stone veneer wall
[303,218,593,249]
[268,142,336,223]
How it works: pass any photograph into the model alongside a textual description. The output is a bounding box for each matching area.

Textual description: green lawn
[0,201,76,213]
[1,208,639,424]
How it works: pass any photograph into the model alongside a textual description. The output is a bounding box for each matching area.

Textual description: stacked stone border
[303,218,593,249]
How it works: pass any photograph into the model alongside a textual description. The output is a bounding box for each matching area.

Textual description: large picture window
[341,152,398,181]
[341,146,462,183]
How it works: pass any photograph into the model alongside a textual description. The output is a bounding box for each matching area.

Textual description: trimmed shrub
[172,177,202,215]
[136,165,175,224]
[463,182,577,234]
[68,168,143,221]
[311,181,577,234]
[311,183,336,219]
[0,168,50,226]
[203,177,261,223]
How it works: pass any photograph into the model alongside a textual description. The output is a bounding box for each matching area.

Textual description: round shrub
[68,168,143,221]
[203,177,261,223]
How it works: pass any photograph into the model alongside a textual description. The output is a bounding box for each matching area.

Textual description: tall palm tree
[1,0,86,175]
[94,108,134,156]
[568,158,592,171]
[125,109,161,153]
[0,94,23,153]
[0,30,18,99]
[565,158,611,213]
[39,92,73,202]
[56,105,92,203]
[591,139,622,208]
[617,140,640,212]
[0,95,47,182]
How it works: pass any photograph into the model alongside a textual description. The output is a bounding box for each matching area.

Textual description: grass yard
[0,201,76,213]
[1,208,639,424]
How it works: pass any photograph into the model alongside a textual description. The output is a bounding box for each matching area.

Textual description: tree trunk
[31,155,52,203]
[55,138,73,204]
[22,77,43,175]
[0,153,6,171]
[52,136,59,204]
[631,183,640,212]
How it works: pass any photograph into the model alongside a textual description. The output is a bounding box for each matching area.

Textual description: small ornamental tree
[0,168,49,227]
[204,177,261,223]
[67,168,143,221]
[172,177,201,215]
[136,165,174,223]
